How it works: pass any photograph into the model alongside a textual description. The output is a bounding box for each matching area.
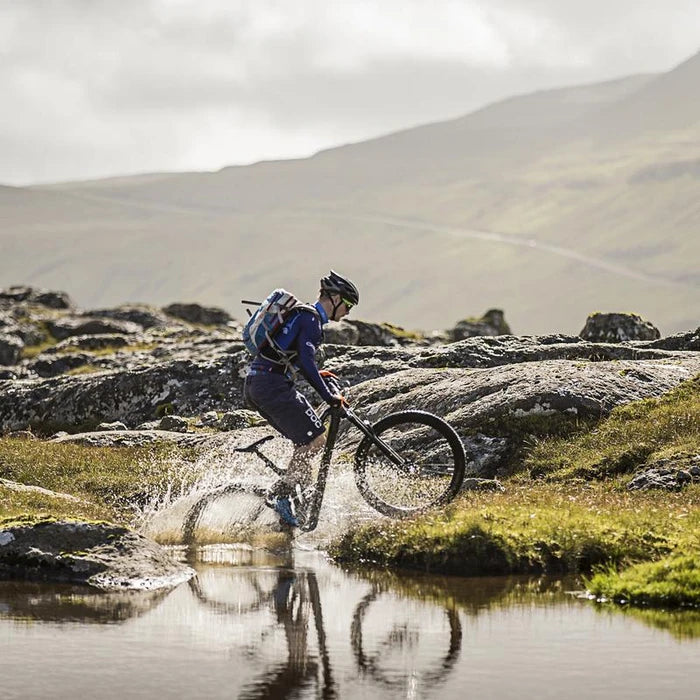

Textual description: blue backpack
[241,289,319,362]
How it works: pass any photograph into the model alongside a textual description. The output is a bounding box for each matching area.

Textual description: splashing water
[136,428,384,550]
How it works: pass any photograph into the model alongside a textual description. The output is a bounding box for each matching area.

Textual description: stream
[1,548,699,700]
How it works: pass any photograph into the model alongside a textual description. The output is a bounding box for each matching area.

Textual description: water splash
[137,428,384,550]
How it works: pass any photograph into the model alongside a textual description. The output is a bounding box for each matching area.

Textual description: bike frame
[237,376,408,532]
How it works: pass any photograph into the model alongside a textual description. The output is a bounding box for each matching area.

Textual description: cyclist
[244,271,360,527]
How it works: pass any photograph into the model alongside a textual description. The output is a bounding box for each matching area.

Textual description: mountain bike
[234,375,466,531]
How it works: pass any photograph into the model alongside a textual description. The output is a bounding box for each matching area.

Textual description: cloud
[1,0,699,184]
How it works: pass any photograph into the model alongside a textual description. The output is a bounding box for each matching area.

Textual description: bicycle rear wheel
[354,410,466,518]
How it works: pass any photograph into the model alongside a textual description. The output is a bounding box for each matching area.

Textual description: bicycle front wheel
[354,410,466,518]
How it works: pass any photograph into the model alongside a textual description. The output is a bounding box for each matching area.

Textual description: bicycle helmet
[320,270,360,306]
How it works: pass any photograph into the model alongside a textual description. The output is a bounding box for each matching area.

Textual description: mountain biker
[244,271,360,527]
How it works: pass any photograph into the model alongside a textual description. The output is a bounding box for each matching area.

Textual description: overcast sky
[2,0,699,186]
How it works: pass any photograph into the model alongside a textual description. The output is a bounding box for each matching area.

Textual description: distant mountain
[2,53,699,335]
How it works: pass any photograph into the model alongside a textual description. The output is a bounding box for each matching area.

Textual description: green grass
[587,554,700,608]
[525,375,700,480]
[331,482,700,578]
[0,436,197,522]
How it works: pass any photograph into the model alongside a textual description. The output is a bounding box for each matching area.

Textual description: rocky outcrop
[84,304,181,330]
[0,285,74,309]
[344,358,700,477]
[46,317,143,340]
[0,519,194,589]
[627,454,700,491]
[579,312,660,342]
[162,302,234,326]
[451,309,511,340]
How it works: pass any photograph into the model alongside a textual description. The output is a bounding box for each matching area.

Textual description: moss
[525,374,700,480]
[586,553,700,608]
[155,402,174,418]
[331,482,700,580]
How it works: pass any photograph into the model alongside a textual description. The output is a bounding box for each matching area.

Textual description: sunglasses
[341,298,355,311]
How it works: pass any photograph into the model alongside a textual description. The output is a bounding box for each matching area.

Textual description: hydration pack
[241,289,319,362]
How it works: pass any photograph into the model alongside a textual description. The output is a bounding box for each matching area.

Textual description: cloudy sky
[2,0,700,186]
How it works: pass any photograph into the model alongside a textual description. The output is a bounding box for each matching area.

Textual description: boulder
[324,321,361,345]
[217,409,261,431]
[451,309,511,340]
[0,519,194,589]
[162,302,233,326]
[51,429,218,449]
[158,415,188,432]
[579,312,660,342]
[28,353,94,378]
[84,305,179,330]
[344,319,423,346]
[46,317,143,340]
[0,333,23,365]
[0,285,74,310]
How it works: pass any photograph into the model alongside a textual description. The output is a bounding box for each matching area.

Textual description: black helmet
[320,270,359,306]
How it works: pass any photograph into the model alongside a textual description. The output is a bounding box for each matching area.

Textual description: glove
[320,370,338,378]
[329,393,348,408]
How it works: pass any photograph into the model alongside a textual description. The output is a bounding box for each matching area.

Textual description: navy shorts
[244,372,326,446]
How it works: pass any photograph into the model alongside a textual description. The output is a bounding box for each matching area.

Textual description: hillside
[1,57,698,334]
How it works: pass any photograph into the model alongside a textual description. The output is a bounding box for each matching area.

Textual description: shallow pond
[1,548,698,699]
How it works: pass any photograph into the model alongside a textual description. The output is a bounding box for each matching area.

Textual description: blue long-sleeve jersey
[249,301,333,403]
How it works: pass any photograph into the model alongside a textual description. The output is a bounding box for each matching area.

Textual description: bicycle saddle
[233,435,275,453]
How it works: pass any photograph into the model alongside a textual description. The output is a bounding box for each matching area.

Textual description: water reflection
[1,550,699,700]
[0,580,169,624]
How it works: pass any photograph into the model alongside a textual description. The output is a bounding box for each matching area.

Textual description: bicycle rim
[354,410,465,518]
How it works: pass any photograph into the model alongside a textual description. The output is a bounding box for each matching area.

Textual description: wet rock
[0,286,74,310]
[0,520,194,590]
[0,334,23,365]
[162,302,233,326]
[217,409,261,431]
[46,317,142,340]
[579,312,660,342]
[451,309,512,340]
[159,415,188,432]
[96,421,127,431]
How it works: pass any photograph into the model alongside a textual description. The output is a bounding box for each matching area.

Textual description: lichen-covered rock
[198,410,219,426]
[0,333,23,365]
[627,454,700,491]
[0,355,247,433]
[344,319,423,346]
[0,519,194,589]
[579,312,660,342]
[324,320,361,345]
[0,286,74,309]
[345,357,700,476]
[84,304,181,330]
[217,409,261,431]
[46,317,143,340]
[158,415,188,432]
[48,334,132,354]
[451,309,512,340]
[28,353,94,378]
[96,421,127,431]
[162,302,233,326]
[51,429,218,448]
[641,327,700,351]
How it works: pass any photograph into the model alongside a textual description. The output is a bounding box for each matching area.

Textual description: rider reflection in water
[244,271,360,528]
